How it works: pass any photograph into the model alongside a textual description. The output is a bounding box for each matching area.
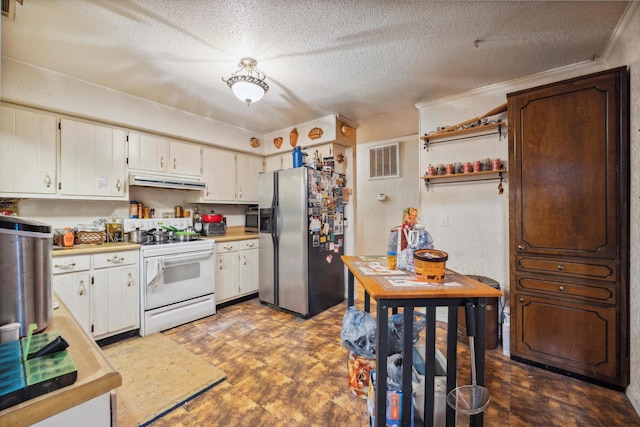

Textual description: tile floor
[147,295,640,427]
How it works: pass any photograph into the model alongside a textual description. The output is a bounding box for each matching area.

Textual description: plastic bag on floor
[386,353,421,391]
[341,306,377,358]
[388,311,427,355]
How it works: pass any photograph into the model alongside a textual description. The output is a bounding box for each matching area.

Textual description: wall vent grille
[369,142,399,179]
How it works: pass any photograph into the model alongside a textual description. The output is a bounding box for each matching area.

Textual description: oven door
[143,249,214,310]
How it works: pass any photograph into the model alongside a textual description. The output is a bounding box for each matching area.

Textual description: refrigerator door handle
[272,171,279,305]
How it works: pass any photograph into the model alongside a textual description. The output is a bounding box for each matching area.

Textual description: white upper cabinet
[59,118,127,199]
[264,152,293,173]
[169,139,202,177]
[194,148,262,204]
[199,146,236,202]
[127,132,170,173]
[128,133,201,178]
[236,153,262,203]
[0,105,57,196]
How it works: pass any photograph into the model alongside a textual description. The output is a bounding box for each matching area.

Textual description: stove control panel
[123,218,193,231]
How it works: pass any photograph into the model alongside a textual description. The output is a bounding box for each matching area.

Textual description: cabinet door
[264,154,282,172]
[509,71,620,259]
[513,292,618,381]
[95,127,127,197]
[236,153,262,203]
[215,252,239,302]
[128,131,169,173]
[92,265,139,338]
[201,147,236,202]
[53,273,91,335]
[239,246,259,295]
[169,140,201,177]
[59,119,127,198]
[121,267,139,331]
[0,106,56,195]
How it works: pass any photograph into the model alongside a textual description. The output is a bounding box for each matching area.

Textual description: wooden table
[342,256,503,427]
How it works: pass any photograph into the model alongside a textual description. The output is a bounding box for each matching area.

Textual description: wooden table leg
[347,270,354,307]
[446,304,459,427]
[375,301,390,427]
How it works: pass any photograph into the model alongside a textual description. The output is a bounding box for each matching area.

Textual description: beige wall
[607,4,640,413]
[354,135,420,256]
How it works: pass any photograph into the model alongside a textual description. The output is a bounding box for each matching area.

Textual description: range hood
[128,173,206,190]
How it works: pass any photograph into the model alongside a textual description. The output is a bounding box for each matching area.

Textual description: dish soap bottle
[61,227,75,247]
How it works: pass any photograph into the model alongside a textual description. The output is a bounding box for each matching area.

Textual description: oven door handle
[153,250,214,266]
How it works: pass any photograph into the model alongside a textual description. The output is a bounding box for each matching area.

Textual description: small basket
[76,230,104,245]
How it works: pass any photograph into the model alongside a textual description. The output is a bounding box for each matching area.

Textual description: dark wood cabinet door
[513,292,618,381]
[508,67,629,387]
[509,71,622,259]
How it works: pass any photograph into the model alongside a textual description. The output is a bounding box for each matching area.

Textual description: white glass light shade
[230,78,266,105]
[222,58,269,105]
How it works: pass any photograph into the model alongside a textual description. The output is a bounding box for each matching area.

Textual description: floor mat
[103,332,226,426]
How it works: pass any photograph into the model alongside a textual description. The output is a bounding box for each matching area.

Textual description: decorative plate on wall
[274,137,283,149]
[250,137,260,148]
[340,124,353,137]
[309,127,323,140]
[290,128,299,147]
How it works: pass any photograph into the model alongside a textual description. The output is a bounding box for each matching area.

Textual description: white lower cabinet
[215,239,259,304]
[53,250,139,339]
[238,240,259,295]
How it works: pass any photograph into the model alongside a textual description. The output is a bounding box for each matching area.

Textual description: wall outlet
[440,214,449,227]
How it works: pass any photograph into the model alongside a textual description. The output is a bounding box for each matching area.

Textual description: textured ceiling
[1,1,632,133]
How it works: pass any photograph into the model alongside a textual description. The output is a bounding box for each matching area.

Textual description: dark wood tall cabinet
[507,67,629,388]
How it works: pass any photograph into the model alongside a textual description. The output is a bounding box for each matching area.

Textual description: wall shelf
[421,121,506,150]
[421,169,507,193]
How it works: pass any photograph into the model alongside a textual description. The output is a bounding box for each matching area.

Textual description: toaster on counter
[202,222,226,236]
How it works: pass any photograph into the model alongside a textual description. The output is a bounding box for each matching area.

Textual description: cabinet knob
[160,155,164,168]
[517,244,525,250]
[557,265,565,271]
[116,179,122,192]
[79,282,85,296]
[173,158,177,170]
[219,259,223,270]
[108,256,123,263]
[128,273,133,287]
[558,286,565,291]
[44,174,52,188]
[243,256,247,266]
[519,297,525,303]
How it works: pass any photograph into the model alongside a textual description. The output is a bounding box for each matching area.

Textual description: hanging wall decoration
[274,137,283,149]
[290,127,299,147]
[308,127,323,140]
[250,137,260,148]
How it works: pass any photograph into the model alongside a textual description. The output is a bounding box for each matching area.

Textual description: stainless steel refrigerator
[259,167,345,317]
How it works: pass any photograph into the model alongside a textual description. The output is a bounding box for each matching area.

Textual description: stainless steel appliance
[123,218,215,336]
[0,216,53,336]
[244,206,259,232]
[202,222,226,236]
[258,167,345,317]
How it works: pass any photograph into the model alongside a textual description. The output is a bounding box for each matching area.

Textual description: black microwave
[244,208,259,232]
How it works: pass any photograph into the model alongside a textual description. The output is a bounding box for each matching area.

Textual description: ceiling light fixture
[222,57,269,106]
